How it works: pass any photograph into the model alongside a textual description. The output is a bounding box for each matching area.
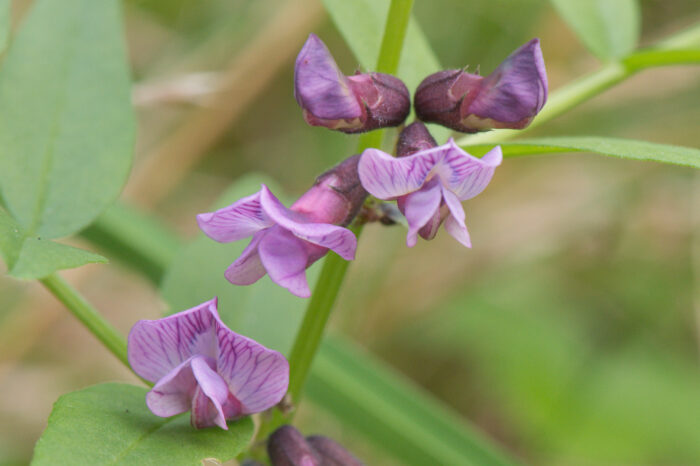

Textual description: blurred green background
[1,0,700,464]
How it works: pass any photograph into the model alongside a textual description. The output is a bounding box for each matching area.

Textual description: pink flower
[128,298,289,429]
[359,135,502,247]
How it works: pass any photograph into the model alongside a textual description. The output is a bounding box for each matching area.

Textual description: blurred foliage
[1,0,699,465]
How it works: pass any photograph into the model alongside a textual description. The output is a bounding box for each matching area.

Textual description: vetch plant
[2,0,700,464]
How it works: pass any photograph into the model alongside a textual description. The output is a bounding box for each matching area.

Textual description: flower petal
[190,356,233,429]
[358,147,440,199]
[215,318,289,415]
[470,38,548,123]
[441,188,472,248]
[440,141,502,200]
[258,227,311,298]
[294,34,362,120]
[259,185,356,261]
[224,231,267,285]
[128,299,219,382]
[145,357,199,418]
[402,179,443,248]
[196,190,273,243]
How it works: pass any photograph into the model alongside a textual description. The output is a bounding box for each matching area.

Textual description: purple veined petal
[259,185,357,261]
[258,227,312,298]
[402,179,443,248]
[440,141,502,200]
[469,38,548,123]
[441,188,472,248]
[145,356,200,418]
[294,34,362,120]
[225,231,267,285]
[358,147,441,199]
[197,190,273,243]
[214,316,289,415]
[190,356,232,430]
[128,299,219,382]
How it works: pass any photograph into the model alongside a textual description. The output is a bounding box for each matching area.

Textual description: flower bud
[306,435,364,466]
[268,425,320,466]
[295,34,410,133]
[292,154,368,227]
[396,121,437,157]
[415,38,547,133]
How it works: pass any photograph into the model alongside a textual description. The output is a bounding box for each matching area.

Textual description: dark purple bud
[268,425,320,466]
[396,121,438,157]
[292,155,368,227]
[415,38,548,133]
[306,436,364,466]
[294,34,410,133]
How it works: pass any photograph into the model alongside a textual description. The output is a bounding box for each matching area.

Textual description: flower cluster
[194,33,545,293]
[126,32,548,435]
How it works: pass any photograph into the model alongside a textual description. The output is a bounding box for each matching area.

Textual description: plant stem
[276,0,414,425]
[40,273,129,367]
[286,225,363,402]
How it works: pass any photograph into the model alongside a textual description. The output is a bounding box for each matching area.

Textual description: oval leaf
[550,0,640,60]
[0,0,134,239]
[32,383,254,466]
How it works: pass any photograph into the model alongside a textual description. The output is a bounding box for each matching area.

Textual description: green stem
[257,0,415,439]
[286,225,363,402]
[40,273,129,367]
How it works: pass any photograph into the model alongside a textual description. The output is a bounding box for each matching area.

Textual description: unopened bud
[415,38,547,133]
[292,154,368,227]
[268,425,320,466]
[306,435,364,466]
[295,34,410,133]
[396,121,437,157]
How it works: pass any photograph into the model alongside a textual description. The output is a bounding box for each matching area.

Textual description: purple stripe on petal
[402,180,443,248]
[214,320,289,415]
[224,231,267,285]
[197,190,273,243]
[440,141,502,200]
[358,148,438,199]
[128,299,219,382]
[258,228,312,298]
[259,185,357,261]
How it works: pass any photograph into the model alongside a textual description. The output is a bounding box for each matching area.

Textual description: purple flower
[294,33,410,133]
[128,298,289,430]
[358,138,502,247]
[415,38,548,133]
[197,168,362,297]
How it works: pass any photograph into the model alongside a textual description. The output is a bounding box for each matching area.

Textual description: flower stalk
[278,0,414,423]
[39,273,129,368]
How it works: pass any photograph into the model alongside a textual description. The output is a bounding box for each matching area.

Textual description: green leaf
[308,338,520,466]
[550,0,640,60]
[322,0,451,142]
[464,137,700,169]
[10,237,106,279]
[32,383,254,466]
[0,0,10,54]
[160,174,314,355]
[0,207,106,279]
[0,0,134,240]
